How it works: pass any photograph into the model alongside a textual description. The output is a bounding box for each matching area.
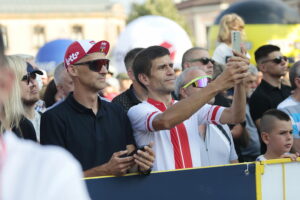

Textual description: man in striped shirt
[128,46,249,171]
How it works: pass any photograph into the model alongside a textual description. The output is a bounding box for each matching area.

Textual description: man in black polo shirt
[249,44,291,153]
[112,48,146,112]
[41,40,154,177]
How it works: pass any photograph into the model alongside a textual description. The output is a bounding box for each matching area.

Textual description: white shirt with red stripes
[127,98,225,171]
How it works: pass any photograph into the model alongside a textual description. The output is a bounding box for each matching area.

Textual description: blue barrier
[86,163,256,200]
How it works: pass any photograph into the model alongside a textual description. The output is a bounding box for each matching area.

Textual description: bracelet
[138,166,152,176]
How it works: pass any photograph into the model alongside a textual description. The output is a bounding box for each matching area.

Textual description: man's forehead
[191,49,209,58]
[267,51,282,58]
[152,55,172,65]
[185,69,206,81]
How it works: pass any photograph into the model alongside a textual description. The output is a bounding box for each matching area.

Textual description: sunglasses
[74,59,109,72]
[188,57,215,65]
[182,75,212,89]
[21,72,36,85]
[262,56,288,64]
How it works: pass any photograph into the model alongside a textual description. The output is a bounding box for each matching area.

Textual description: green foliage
[127,0,194,43]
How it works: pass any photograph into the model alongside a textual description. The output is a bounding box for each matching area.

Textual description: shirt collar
[66,92,103,117]
[147,98,174,112]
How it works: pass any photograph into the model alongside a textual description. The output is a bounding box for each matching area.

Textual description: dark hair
[43,79,58,108]
[254,44,280,64]
[124,48,144,71]
[289,61,300,89]
[181,47,206,70]
[132,46,170,89]
[260,109,291,133]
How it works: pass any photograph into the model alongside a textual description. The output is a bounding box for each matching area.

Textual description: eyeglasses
[74,59,109,72]
[182,75,212,89]
[188,57,215,65]
[262,56,288,64]
[21,72,36,85]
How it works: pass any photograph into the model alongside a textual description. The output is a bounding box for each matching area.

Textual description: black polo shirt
[112,84,141,112]
[40,93,135,171]
[249,79,291,154]
[249,79,291,123]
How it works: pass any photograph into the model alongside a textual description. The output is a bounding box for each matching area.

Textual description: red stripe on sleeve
[210,106,221,125]
[147,111,158,131]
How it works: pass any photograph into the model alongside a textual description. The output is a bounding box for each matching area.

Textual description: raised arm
[152,57,249,131]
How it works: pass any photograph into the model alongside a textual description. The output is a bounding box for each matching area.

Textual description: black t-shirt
[12,116,37,142]
[40,93,135,171]
[112,84,141,113]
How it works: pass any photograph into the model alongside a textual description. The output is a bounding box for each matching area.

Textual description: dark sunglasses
[262,56,288,64]
[21,72,36,85]
[182,75,212,89]
[189,57,215,65]
[74,59,109,72]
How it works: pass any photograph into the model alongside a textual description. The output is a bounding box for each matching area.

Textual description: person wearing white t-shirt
[278,61,300,153]
[175,67,238,166]
[128,46,249,171]
[256,109,299,162]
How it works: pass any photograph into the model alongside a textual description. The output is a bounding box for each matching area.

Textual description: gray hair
[175,67,205,99]
[53,62,66,86]
[289,61,300,89]
[248,64,258,76]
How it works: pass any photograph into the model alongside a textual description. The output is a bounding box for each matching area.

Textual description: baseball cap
[27,62,43,75]
[64,40,110,68]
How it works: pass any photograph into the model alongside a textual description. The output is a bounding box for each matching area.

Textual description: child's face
[267,120,293,155]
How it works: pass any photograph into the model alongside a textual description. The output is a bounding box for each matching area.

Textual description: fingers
[134,144,155,171]
[114,150,128,158]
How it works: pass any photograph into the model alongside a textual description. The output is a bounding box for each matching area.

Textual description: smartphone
[120,146,147,158]
[231,31,241,53]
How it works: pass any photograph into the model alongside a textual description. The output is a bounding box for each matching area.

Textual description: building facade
[0,0,126,56]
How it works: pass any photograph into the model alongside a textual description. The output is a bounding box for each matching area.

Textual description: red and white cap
[64,40,110,68]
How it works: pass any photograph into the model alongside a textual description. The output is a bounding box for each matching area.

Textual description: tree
[127,0,194,43]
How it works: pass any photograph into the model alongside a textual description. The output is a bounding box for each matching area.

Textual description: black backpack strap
[216,125,231,146]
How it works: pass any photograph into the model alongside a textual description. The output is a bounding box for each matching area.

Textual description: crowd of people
[1,13,299,199]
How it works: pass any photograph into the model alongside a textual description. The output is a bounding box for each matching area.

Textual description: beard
[22,97,39,106]
[247,88,256,98]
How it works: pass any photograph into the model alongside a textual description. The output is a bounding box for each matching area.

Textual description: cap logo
[65,52,80,65]
[100,42,107,53]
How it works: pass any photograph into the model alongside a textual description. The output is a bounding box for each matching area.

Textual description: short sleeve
[195,104,225,125]
[40,110,67,147]
[128,103,160,132]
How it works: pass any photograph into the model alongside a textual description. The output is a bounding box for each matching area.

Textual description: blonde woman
[213,13,248,65]
[2,55,37,141]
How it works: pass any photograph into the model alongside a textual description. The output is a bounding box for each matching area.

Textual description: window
[71,25,84,40]
[33,25,46,49]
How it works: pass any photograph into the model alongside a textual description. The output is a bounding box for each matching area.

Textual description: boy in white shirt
[256,109,299,161]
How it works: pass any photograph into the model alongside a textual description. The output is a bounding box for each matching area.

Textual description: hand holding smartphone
[231,31,241,53]
[120,146,147,158]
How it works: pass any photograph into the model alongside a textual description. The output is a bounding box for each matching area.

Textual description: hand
[214,59,249,91]
[104,150,135,176]
[134,142,155,172]
[280,152,300,161]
